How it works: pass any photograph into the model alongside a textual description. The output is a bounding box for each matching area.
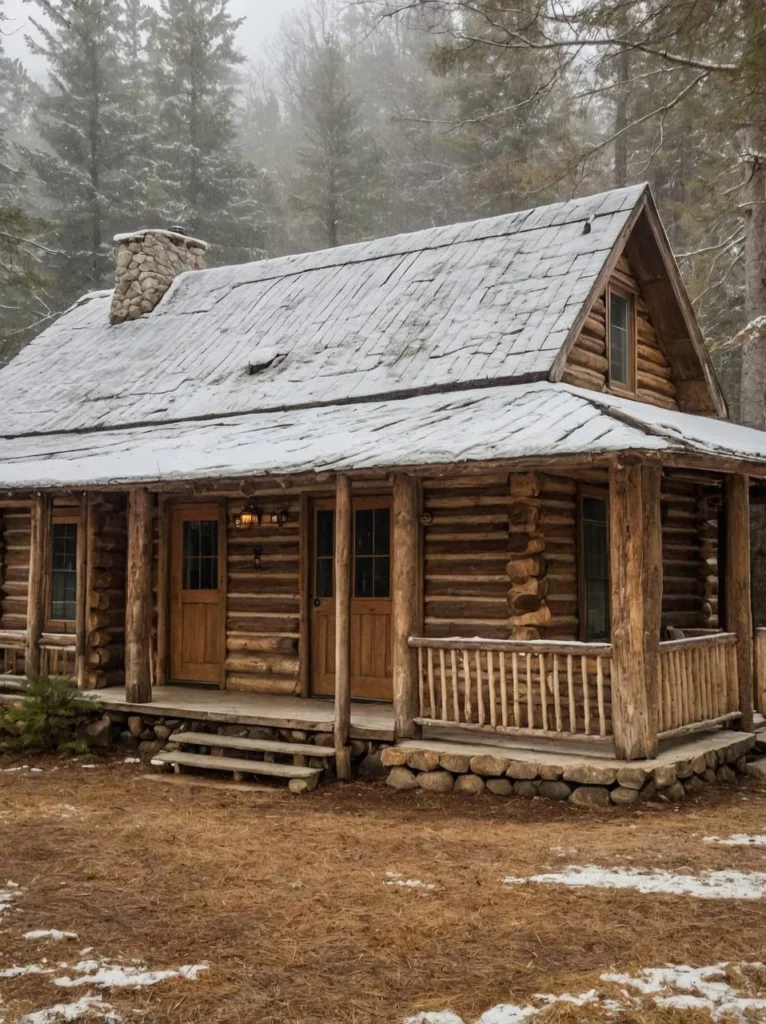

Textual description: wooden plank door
[169,502,226,685]
[310,496,393,700]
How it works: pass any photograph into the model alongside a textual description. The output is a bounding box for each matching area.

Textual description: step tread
[155,750,321,780]
[170,730,335,757]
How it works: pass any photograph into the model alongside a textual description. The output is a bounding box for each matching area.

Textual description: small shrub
[0,676,95,756]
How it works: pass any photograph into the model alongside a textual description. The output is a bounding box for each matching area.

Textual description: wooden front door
[169,503,226,685]
[310,497,393,700]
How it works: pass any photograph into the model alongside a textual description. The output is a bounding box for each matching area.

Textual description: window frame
[45,510,81,634]
[606,284,636,394]
[576,485,611,643]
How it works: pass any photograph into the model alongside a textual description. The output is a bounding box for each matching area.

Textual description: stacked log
[0,508,31,635]
[700,493,720,630]
[507,473,550,639]
[85,494,128,688]
[661,474,709,633]
[226,493,301,694]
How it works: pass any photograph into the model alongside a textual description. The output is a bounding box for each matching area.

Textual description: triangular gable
[551,188,726,419]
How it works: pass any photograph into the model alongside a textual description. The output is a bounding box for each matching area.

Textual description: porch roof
[1,382,765,490]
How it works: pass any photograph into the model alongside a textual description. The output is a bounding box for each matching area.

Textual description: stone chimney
[110,228,208,325]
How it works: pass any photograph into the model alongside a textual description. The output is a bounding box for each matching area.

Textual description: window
[608,289,633,389]
[50,522,78,622]
[182,520,219,590]
[354,507,390,599]
[579,493,610,642]
[315,509,334,598]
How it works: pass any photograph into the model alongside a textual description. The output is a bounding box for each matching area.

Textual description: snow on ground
[19,995,121,1024]
[0,881,21,919]
[704,834,766,846]
[54,959,208,988]
[404,962,766,1024]
[24,932,78,943]
[502,865,766,900]
[385,872,436,891]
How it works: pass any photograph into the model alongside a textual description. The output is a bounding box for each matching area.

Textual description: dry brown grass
[1,753,766,1023]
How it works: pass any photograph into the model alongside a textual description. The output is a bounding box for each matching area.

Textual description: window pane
[373,508,390,556]
[355,555,374,598]
[609,292,630,386]
[582,497,609,642]
[355,509,374,557]
[316,510,334,558]
[316,557,333,598]
[50,522,78,621]
[182,520,218,590]
[373,556,390,598]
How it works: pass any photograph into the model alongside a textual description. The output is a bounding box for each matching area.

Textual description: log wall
[85,494,128,689]
[660,474,720,635]
[563,254,680,410]
[0,508,31,635]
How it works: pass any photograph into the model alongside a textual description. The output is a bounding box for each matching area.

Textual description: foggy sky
[2,0,304,75]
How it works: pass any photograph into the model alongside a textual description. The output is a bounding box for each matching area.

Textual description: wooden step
[170,730,335,758]
[154,749,322,784]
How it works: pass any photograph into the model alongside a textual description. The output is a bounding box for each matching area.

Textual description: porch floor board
[94,686,396,742]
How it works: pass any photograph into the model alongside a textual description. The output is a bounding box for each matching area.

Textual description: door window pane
[50,522,77,621]
[183,520,219,591]
[609,291,631,387]
[315,509,334,598]
[354,507,390,599]
[581,496,609,641]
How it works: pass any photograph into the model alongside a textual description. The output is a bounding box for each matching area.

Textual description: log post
[724,474,754,731]
[125,488,153,704]
[392,473,420,738]
[609,461,662,760]
[334,474,352,779]
[155,495,170,688]
[75,494,89,688]
[25,494,50,679]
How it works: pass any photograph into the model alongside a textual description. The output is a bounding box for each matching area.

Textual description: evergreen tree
[150,0,267,264]
[21,0,144,297]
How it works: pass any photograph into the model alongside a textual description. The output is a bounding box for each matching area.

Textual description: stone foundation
[382,735,757,805]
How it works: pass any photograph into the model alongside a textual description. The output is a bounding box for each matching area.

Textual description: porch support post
[75,493,88,689]
[334,473,352,779]
[25,494,49,679]
[724,474,754,731]
[392,473,420,739]
[125,488,153,704]
[155,495,170,688]
[609,460,662,760]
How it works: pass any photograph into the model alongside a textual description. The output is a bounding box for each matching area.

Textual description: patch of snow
[0,964,54,978]
[385,872,436,891]
[122,758,140,764]
[705,834,766,846]
[502,865,766,900]
[403,1015,464,1024]
[476,1006,538,1024]
[150,759,164,767]
[24,931,79,942]
[80,764,97,770]
[54,959,209,988]
[0,881,21,918]
[19,996,120,1024]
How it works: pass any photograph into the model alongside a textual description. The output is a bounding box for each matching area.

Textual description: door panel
[310,497,393,700]
[170,503,225,685]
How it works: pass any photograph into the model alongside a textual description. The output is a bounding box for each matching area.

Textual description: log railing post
[334,474,352,779]
[125,488,153,704]
[609,460,662,760]
[25,494,50,679]
[392,474,420,739]
[724,473,754,731]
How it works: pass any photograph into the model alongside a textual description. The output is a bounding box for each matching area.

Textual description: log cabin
[1,182,766,790]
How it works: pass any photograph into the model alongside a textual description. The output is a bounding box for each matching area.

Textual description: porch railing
[755,628,766,716]
[657,632,739,738]
[0,631,77,683]
[0,630,26,677]
[409,637,613,742]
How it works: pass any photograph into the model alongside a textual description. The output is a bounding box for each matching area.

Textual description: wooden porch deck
[94,686,396,742]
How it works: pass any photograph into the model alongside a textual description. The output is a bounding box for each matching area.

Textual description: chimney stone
[110,228,208,325]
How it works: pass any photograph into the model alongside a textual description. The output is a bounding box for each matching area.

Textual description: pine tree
[20,0,144,297]
[149,0,267,264]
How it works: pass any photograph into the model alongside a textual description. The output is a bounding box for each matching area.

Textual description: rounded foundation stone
[455,773,486,795]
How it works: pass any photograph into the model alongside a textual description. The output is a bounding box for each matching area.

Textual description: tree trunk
[613,48,630,188]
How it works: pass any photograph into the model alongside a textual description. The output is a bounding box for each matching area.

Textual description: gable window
[578,491,610,642]
[49,520,78,624]
[608,288,633,390]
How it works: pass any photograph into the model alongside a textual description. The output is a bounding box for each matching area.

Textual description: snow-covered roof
[0,185,647,438]
[0,383,764,490]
